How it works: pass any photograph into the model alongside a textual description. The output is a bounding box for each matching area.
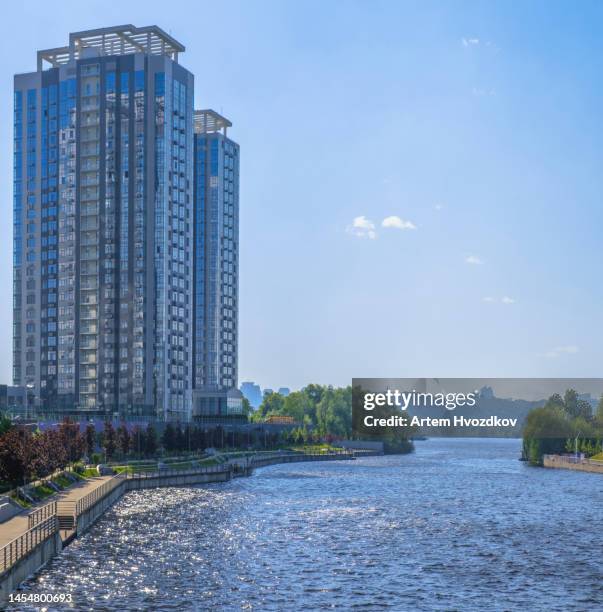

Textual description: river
[17,439,603,611]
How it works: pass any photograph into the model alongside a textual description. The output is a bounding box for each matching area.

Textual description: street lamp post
[575,430,582,460]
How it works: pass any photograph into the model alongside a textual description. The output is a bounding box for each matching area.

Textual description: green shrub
[52,475,72,489]
[33,484,55,499]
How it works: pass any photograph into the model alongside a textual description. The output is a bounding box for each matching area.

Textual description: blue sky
[0,1,602,390]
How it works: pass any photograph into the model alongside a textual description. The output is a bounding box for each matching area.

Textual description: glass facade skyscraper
[13,26,195,421]
[192,110,241,417]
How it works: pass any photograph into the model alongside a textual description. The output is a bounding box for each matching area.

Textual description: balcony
[80,129,99,143]
[80,353,98,365]
[80,248,98,262]
[80,158,100,171]
[80,219,99,231]
[79,366,97,379]
[80,308,98,320]
[80,280,98,291]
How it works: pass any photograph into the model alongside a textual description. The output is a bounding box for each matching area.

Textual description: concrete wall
[336,440,384,453]
[126,469,232,490]
[543,455,603,474]
[252,454,354,468]
[0,532,62,601]
[75,482,127,536]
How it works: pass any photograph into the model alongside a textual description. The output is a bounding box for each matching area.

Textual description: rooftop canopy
[37,24,185,70]
[194,110,232,135]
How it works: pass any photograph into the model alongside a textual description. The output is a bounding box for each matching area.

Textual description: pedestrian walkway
[0,476,113,548]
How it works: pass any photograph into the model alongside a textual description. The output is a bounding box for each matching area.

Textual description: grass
[51,475,72,489]
[199,457,220,466]
[113,466,132,475]
[590,452,603,461]
[33,484,55,500]
[112,457,222,472]
[289,444,339,453]
[10,494,31,508]
[82,468,100,478]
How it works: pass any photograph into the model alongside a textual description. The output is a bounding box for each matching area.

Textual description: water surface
[19,439,603,610]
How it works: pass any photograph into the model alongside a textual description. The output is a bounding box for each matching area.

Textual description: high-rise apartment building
[13,26,195,421]
[192,110,241,416]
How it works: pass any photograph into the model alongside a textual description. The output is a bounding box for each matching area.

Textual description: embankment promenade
[543,454,603,474]
[0,450,354,602]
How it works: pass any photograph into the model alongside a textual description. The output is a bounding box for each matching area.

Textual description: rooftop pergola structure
[194,110,232,136]
[37,24,185,70]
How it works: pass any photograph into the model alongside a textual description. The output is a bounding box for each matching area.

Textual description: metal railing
[125,464,230,479]
[75,474,126,516]
[27,501,57,530]
[251,450,354,461]
[0,516,58,574]
[544,454,603,466]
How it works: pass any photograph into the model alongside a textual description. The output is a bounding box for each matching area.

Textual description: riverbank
[0,450,354,602]
[543,454,603,474]
[15,438,603,611]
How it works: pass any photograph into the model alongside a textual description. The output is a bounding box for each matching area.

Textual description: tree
[130,426,143,457]
[117,424,131,457]
[101,421,117,461]
[216,426,225,448]
[182,425,192,453]
[256,392,285,419]
[563,389,579,417]
[144,424,158,456]
[0,413,12,436]
[241,397,253,418]
[175,425,186,452]
[58,418,85,464]
[596,395,603,424]
[282,392,307,423]
[161,423,177,452]
[0,428,35,485]
[32,430,67,477]
[304,384,325,406]
[522,405,573,464]
[316,387,352,438]
[85,423,96,458]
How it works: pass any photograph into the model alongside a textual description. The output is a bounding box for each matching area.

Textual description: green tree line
[522,389,603,465]
[251,384,353,439]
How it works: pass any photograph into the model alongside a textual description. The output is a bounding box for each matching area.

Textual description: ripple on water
[16,439,603,611]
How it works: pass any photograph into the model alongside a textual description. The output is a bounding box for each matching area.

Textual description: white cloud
[346,216,377,239]
[462,37,480,47]
[544,345,579,359]
[382,216,417,230]
[482,295,516,304]
[472,87,496,97]
[465,255,484,265]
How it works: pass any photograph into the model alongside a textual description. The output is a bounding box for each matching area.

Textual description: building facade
[13,26,195,421]
[192,110,240,417]
[0,385,36,418]
[240,381,262,408]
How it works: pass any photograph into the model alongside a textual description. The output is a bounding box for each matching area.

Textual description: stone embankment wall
[0,532,62,600]
[543,455,603,474]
